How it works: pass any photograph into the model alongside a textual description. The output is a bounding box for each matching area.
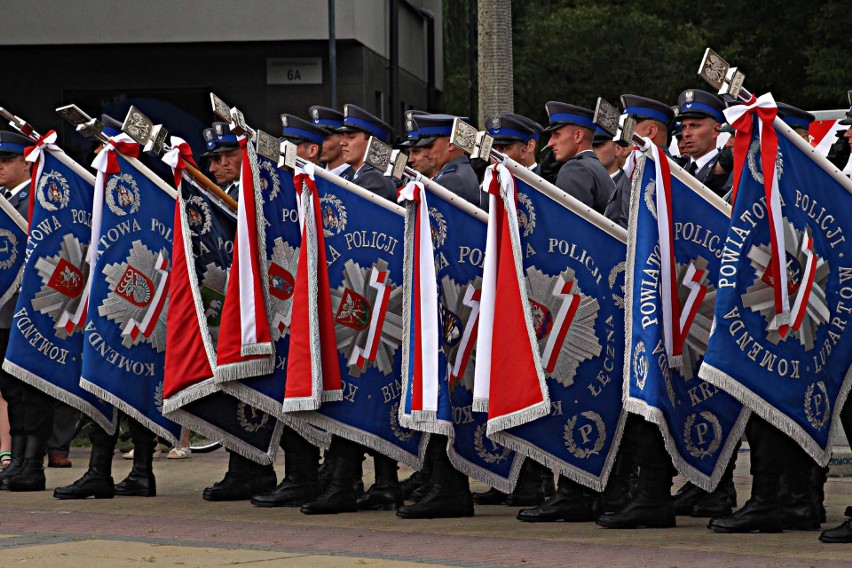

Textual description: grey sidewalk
[1,447,852,567]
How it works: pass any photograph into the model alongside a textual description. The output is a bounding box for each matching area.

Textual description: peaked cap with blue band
[338,104,394,144]
[281,114,327,146]
[201,121,240,157]
[777,102,814,130]
[309,105,344,134]
[544,102,596,132]
[0,131,32,158]
[408,113,468,147]
[620,94,675,127]
[676,89,725,123]
[486,113,542,144]
[401,109,430,148]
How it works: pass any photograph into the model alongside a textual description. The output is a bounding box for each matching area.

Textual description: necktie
[687,161,698,176]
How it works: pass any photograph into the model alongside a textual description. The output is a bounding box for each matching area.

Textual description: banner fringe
[241,343,273,357]
[80,378,179,447]
[166,407,278,465]
[485,400,550,437]
[1,360,117,435]
[472,398,489,413]
[447,441,524,494]
[161,377,220,414]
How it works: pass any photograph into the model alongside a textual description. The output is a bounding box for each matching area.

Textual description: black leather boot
[252,430,321,508]
[357,455,403,510]
[473,487,508,505]
[115,436,157,497]
[781,465,821,531]
[397,437,473,519]
[597,467,675,529]
[505,460,554,507]
[0,435,26,489]
[813,464,828,524]
[599,452,631,514]
[820,506,852,543]
[300,441,359,515]
[7,435,47,492]
[203,452,276,501]
[691,455,738,517]
[516,475,596,522]
[401,454,433,500]
[54,427,116,499]
[708,473,782,533]
[672,481,705,516]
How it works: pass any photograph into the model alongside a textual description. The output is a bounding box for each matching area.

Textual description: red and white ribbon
[724,93,789,328]
[398,181,439,415]
[779,230,822,338]
[541,277,581,373]
[448,284,480,389]
[24,130,61,227]
[162,136,198,190]
[677,262,708,354]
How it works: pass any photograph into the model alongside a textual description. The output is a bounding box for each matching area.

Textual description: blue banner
[81,155,181,445]
[492,175,627,491]
[408,190,524,492]
[3,151,115,432]
[699,121,852,465]
[625,154,749,490]
[0,196,26,312]
[296,175,425,467]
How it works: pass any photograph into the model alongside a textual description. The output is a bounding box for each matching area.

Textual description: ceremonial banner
[80,148,181,445]
[699,100,852,465]
[2,145,115,432]
[625,147,749,490]
[293,173,425,467]
[398,180,523,492]
[161,142,281,463]
[0,196,25,312]
[215,139,274,379]
[481,165,627,491]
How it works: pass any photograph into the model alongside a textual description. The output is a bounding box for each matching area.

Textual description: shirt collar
[691,148,719,171]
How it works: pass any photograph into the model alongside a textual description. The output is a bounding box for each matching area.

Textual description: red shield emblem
[268,263,295,301]
[335,288,370,331]
[115,265,153,307]
[762,254,802,295]
[528,299,553,340]
[47,258,85,299]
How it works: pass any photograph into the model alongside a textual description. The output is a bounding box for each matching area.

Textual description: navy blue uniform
[554,150,615,215]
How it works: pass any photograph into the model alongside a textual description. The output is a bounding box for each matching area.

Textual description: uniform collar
[8,180,28,199]
[691,147,719,171]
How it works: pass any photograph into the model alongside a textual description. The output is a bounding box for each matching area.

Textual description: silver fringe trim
[213,358,274,383]
[320,389,342,403]
[622,154,645,395]
[218,381,331,449]
[485,400,550,437]
[699,362,852,468]
[0,264,24,314]
[397,201,416,434]
[161,377,221,415]
[291,411,423,469]
[1,360,117,435]
[80,377,179,447]
[447,438,524,495]
[241,342,274,357]
[624,397,750,492]
[472,398,489,413]
[491,408,627,494]
[166,407,281,465]
[301,183,324,409]
[281,396,321,413]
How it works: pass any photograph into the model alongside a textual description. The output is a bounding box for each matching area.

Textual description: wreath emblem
[185,195,212,236]
[563,411,606,459]
[633,340,648,390]
[748,138,784,184]
[106,173,141,216]
[37,170,70,211]
[390,401,414,442]
[516,192,536,237]
[474,423,511,464]
[237,401,270,433]
[608,261,626,310]
[683,411,723,459]
[258,160,281,201]
[320,194,347,236]
[804,381,830,431]
[644,180,657,220]
[428,207,448,248]
[0,229,19,270]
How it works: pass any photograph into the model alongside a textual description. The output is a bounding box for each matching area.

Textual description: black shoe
[396,483,474,519]
[690,480,736,518]
[400,468,431,500]
[54,470,115,500]
[115,471,157,497]
[252,478,321,508]
[300,444,359,515]
[203,453,276,502]
[516,478,595,523]
[473,488,507,505]
[357,482,404,510]
[596,498,675,529]
[0,435,25,489]
[7,436,47,492]
[672,482,706,516]
[410,480,432,502]
[709,498,783,533]
[820,507,852,543]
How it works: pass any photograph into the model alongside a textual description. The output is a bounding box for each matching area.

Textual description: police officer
[201,122,243,202]
[675,89,731,197]
[197,121,277,502]
[593,126,631,229]
[308,106,350,176]
[594,96,682,529]
[54,116,164,500]
[0,130,56,492]
[544,101,615,215]
[486,113,544,176]
[416,113,482,208]
[400,110,437,179]
[336,104,397,201]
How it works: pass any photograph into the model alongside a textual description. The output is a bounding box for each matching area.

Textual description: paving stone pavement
[1,447,852,567]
